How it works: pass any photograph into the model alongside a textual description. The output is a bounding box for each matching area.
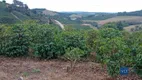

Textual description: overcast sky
[2,0,142,12]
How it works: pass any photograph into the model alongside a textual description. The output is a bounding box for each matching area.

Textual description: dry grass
[124,25,137,32]
[124,24,142,32]
[83,16,142,25]
[98,16,142,25]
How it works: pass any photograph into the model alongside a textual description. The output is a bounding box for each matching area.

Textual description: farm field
[0,23,142,79]
[83,16,142,25]
[1,1,142,80]
[124,25,136,31]
[65,24,92,30]
[0,57,141,80]
[124,24,142,31]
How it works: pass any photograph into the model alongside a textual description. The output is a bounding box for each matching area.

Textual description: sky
[2,0,142,12]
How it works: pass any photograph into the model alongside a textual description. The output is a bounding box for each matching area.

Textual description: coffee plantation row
[0,21,142,77]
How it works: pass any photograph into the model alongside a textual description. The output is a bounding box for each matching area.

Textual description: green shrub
[86,29,100,51]
[107,60,120,77]
[106,46,132,77]
[134,46,142,77]
[5,25,29,57]
[31,25,58,59]
[1,21,142,78]
[0,17,16,24]
[94,28,124,63]
[33,44,53,59]
[61,30,90,55]
[64,47,85,71]
[64,47,85,61]
[0,25,11,55]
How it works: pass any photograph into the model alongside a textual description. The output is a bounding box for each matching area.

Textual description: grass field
[124,24,142,32]
[66,24,92,30]
[83,16,142,25]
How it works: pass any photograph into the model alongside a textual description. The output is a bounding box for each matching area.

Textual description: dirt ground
[0,57,141,80]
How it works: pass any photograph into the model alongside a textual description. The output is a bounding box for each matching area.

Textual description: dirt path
[54,20,65,30]
[82,23,97,30]
[11,12,22,22]
[0,57,141,80]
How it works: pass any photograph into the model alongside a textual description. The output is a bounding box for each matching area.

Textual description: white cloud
[1,0,142,12]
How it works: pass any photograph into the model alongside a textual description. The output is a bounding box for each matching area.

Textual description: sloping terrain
[1,1,142,30]
[12,11,30,21]
[83,16,142,26]
[0,2,17,23]
[31,8,58,16]
[0,2,31,23]
[124,24,142,31]
[42,9,58,16]
[0,2,51,24]
[97,16,142,25]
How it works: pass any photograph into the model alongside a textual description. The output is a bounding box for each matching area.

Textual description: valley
[0,0,142,80]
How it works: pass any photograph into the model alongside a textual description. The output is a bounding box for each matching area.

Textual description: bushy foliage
[64,47,86,71]
[94,28,123,62]
[102,21,129,30]
[86,30,99,51]
[93,28,134,76]
[0,25,11,55]
[0,17,16,24]
[0,24,29,57]
[107,60,120,77]
[127,31,142,77]
[26,24,59,59]
[5,25,29,57]
[0,21,142,77]
[64,47,85,61]
[134,45,142,77]
[61,30,90,55]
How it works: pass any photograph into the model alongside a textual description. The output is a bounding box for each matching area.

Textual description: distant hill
[82,13,117,20]
[42,10,58,16]
[31,8,58,16]
[0,1,54,24]
[96,16,142,25]
[0,1,33,24]
[1,0,142,30]
[117,10,142,16]
[124,24,142,32]
[0,0,67,24]
[83,10,142,27]
[0,2,17,23]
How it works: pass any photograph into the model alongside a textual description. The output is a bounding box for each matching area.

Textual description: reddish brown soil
[0,57,141,80]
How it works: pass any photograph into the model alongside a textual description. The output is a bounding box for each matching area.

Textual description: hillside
[1,1,142,80]
[124,24,142,32]
[0,1,54,24]
[0,0,70,28]
[1,1,142,30]
[96,16,142,25]
[0,1,74,29]
[118,10,142,16]
[31,8,58,16]
[0,1,33,23]
[0,2,17,23]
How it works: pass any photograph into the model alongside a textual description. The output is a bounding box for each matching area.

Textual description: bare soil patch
[0,57,141,80]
